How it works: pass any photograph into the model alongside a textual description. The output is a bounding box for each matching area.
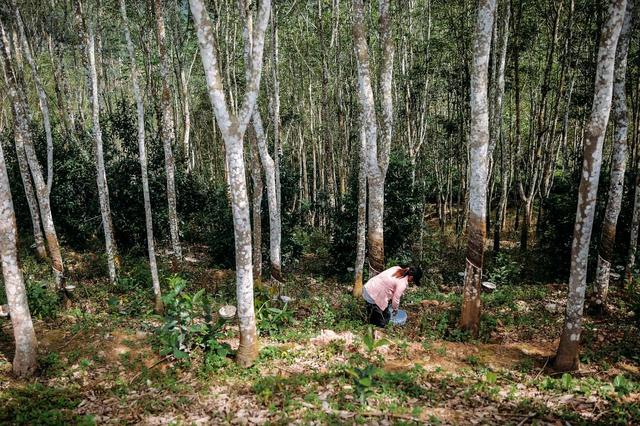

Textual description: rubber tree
[554,0,626,372]
[352,0,394,276]
[0,22,65,289]
[593,0,634,313]
[153,0,182,262]
[77,2,118,284]
[459,0,496,337]
[240,0,282,283]
[0,140,38,378]
[14,5,54,195]
[120,0,164,313]
[189,0,271,367]
[353,123,367,297]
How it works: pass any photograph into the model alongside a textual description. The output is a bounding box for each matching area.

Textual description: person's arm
[390,280,407,311]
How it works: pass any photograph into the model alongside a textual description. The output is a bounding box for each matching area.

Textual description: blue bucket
[390,309,407,325]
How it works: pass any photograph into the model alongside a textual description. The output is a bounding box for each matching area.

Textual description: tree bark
[78,5,118,284]
[15,6,54,195]
[153,0,182,262]
[252,109,282,281]
[249,129,263,283]
[554,0,626,372]
[0,23,64,288]
[0,141,38,378]
[2,54,46,260]
[626,172,640,284]
[120,0,164,314]
[353,123,367,297]
[459,0,496,338]
[190,0,271,367]
[594,0,633,313]
[352,0,394,276]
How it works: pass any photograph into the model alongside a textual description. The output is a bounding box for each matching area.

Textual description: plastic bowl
[219,305,237,320]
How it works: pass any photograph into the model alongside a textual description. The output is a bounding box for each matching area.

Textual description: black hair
[400,265,423,286]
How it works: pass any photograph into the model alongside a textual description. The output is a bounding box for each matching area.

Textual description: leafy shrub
[254,286,293,336]
[26,282,59,319]
[486,252,521,285]
[157,276,231,365]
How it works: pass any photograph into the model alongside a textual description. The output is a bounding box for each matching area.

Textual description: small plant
[346,365,383,405]
[362,326,390,353]
[157,276,230,366]
[613,374,634,397]
[465,354,480,367]
[255,287,294,336]
[560,373,574,391]
[484,371,498,385]
[487,252,521,285]
[344,327,390,405]
[26,281,59,319]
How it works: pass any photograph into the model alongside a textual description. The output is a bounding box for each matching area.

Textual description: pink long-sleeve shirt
[363,266,408,311]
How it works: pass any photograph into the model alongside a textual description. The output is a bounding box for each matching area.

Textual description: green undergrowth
[0,251,639,424]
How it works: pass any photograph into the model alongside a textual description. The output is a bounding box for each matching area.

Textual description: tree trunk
[249,129,263,283]
[190,0,271,367]
[353,123,367,297]
[120,0,164,314]
[81,10,118,284]
[0,23,64,288]
[0,141,38,378]
[154,0,182,262]
[554,0,626,372]
[594,0,633,313]
[626,172,640,284]
[5,83,46,261]
[252,109,282,281]
[352,0,394,276]
[459,0,496,338]
[271,6,282,209]
[15,6,54,195]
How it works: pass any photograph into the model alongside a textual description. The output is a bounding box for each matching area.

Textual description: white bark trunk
[353,123,367,296]
[626,173,640,283]
[249,130,263,281]
[271,8,282,209]
[594,0,633,311]
[352,0,394,275]
[0,23,64,288]
[190,0,271,367]
[154,0,182,262]
[251,109,282,281]
[121,0,163,313]
[460,0,496,337]
[15,7,54,195]
[86,22,118,284]
[554,0,626,372]
[0,141,38,378]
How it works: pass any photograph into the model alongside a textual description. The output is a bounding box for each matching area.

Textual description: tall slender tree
[190,0,271,367]
[77,2,118,284]
[353,123,367,296]
[352,0,394,276]
[14,5,54,195]
[627,172,640,284]
[120,0,164,313]
[0,140,38,378]
[554,0,626,372]
[153,0,182,262]
[459,0,496,337]
[0,22,65,289]
[594,0,634,313]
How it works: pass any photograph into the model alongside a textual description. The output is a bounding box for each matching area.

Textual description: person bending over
[362,265,422,327]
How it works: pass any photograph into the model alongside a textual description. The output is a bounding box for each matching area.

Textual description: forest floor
[1,247,639,425]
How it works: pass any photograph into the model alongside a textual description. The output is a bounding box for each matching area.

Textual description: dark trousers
[365,302,391,327]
